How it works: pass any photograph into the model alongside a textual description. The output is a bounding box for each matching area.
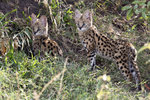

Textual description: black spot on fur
[131,69,134,73]
[119,60,123,63]
[50,43,52,46]
[92,30,95,34]
[50,48,53,51]
[42,42,46,47]
[51,52,54,56]
[42,36,48,40]
[120,66,123,69]
[98,36,100,41]
[118,55,121,58]
[109,53,111,55]
[96,34,98,37]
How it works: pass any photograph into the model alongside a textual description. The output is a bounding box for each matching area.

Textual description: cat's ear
[83,10,92,21]
[40,15,47,27]
[40,15,48,35]
[31,13,37,25]
[74,9,82,20]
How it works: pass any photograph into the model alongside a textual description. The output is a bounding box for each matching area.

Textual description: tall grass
[0,51,150,99]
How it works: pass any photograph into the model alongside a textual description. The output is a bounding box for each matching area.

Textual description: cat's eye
[34,28,40,35]
[78,22,85,30]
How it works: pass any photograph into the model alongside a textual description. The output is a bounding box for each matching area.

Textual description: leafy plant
[42,0,74,33]
[0,9,32,57]
[122,0,150,20]
[0,9,16,37]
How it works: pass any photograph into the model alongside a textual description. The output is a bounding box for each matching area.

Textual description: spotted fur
[31,13,63,59]
[74,10,141,90]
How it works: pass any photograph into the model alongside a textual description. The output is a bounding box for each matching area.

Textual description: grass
[0,0,150,99]
[0,51,150,100]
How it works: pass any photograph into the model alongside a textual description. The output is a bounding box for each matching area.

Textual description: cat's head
[74,9,92,32]
[31,13,48,36]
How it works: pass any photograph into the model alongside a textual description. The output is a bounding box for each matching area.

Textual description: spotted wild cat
[74,9,141,90]
[31,13,63,59]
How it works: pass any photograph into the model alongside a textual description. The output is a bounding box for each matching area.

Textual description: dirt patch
[0,0,45,19]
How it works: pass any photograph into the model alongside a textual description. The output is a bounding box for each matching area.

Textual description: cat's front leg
[87,50,96,71]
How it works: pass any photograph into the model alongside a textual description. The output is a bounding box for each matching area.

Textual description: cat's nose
[79,27,82,30]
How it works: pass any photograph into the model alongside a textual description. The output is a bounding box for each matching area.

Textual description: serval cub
[31,13,63,59]
[74,10,141,90]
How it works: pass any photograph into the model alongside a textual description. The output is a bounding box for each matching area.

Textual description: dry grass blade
[33,57,68,100]
[56,57,68,100]
[16,71,20,100]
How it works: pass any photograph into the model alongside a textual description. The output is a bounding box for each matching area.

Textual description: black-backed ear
[40,15,47,27]
[31,13,37,25]
[74,9,82,21]
[83,10,92,21]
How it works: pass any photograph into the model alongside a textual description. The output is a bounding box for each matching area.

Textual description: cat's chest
[33,36,49,50]
[80,33,115,59]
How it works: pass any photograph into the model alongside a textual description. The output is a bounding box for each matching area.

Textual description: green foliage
[138,43,150,54]
[0,9,16,22]
[138,43,150,65]
[63,8,73,25]
[122,0,150,20]
[1,51,150,99]
[0,0,150,100]
[47,0,74,33]
[0,9,16,37]
[12,25,32,50]
[0,9,32,57]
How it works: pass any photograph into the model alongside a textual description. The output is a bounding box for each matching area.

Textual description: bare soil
[0,0,45,18]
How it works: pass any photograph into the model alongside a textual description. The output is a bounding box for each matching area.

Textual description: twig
[56,57,68,100]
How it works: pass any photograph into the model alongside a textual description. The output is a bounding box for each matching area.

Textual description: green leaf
[28,16,32,21]
[67,9,73,14]
[122,5,131,11]
[142,12,148,20]
[24,29,31,39]
[132,1,141,4]
[132,0,146,4]
[131,24,137,30]
[0,9,16,22]
[126,8,133,20]
[134,4,138,9]
[139,3,146,6]
[147,1,150,8]
[147,11,150,16]
[142,8,147,12]
[135,9,141,14]
[5,56,8,65]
